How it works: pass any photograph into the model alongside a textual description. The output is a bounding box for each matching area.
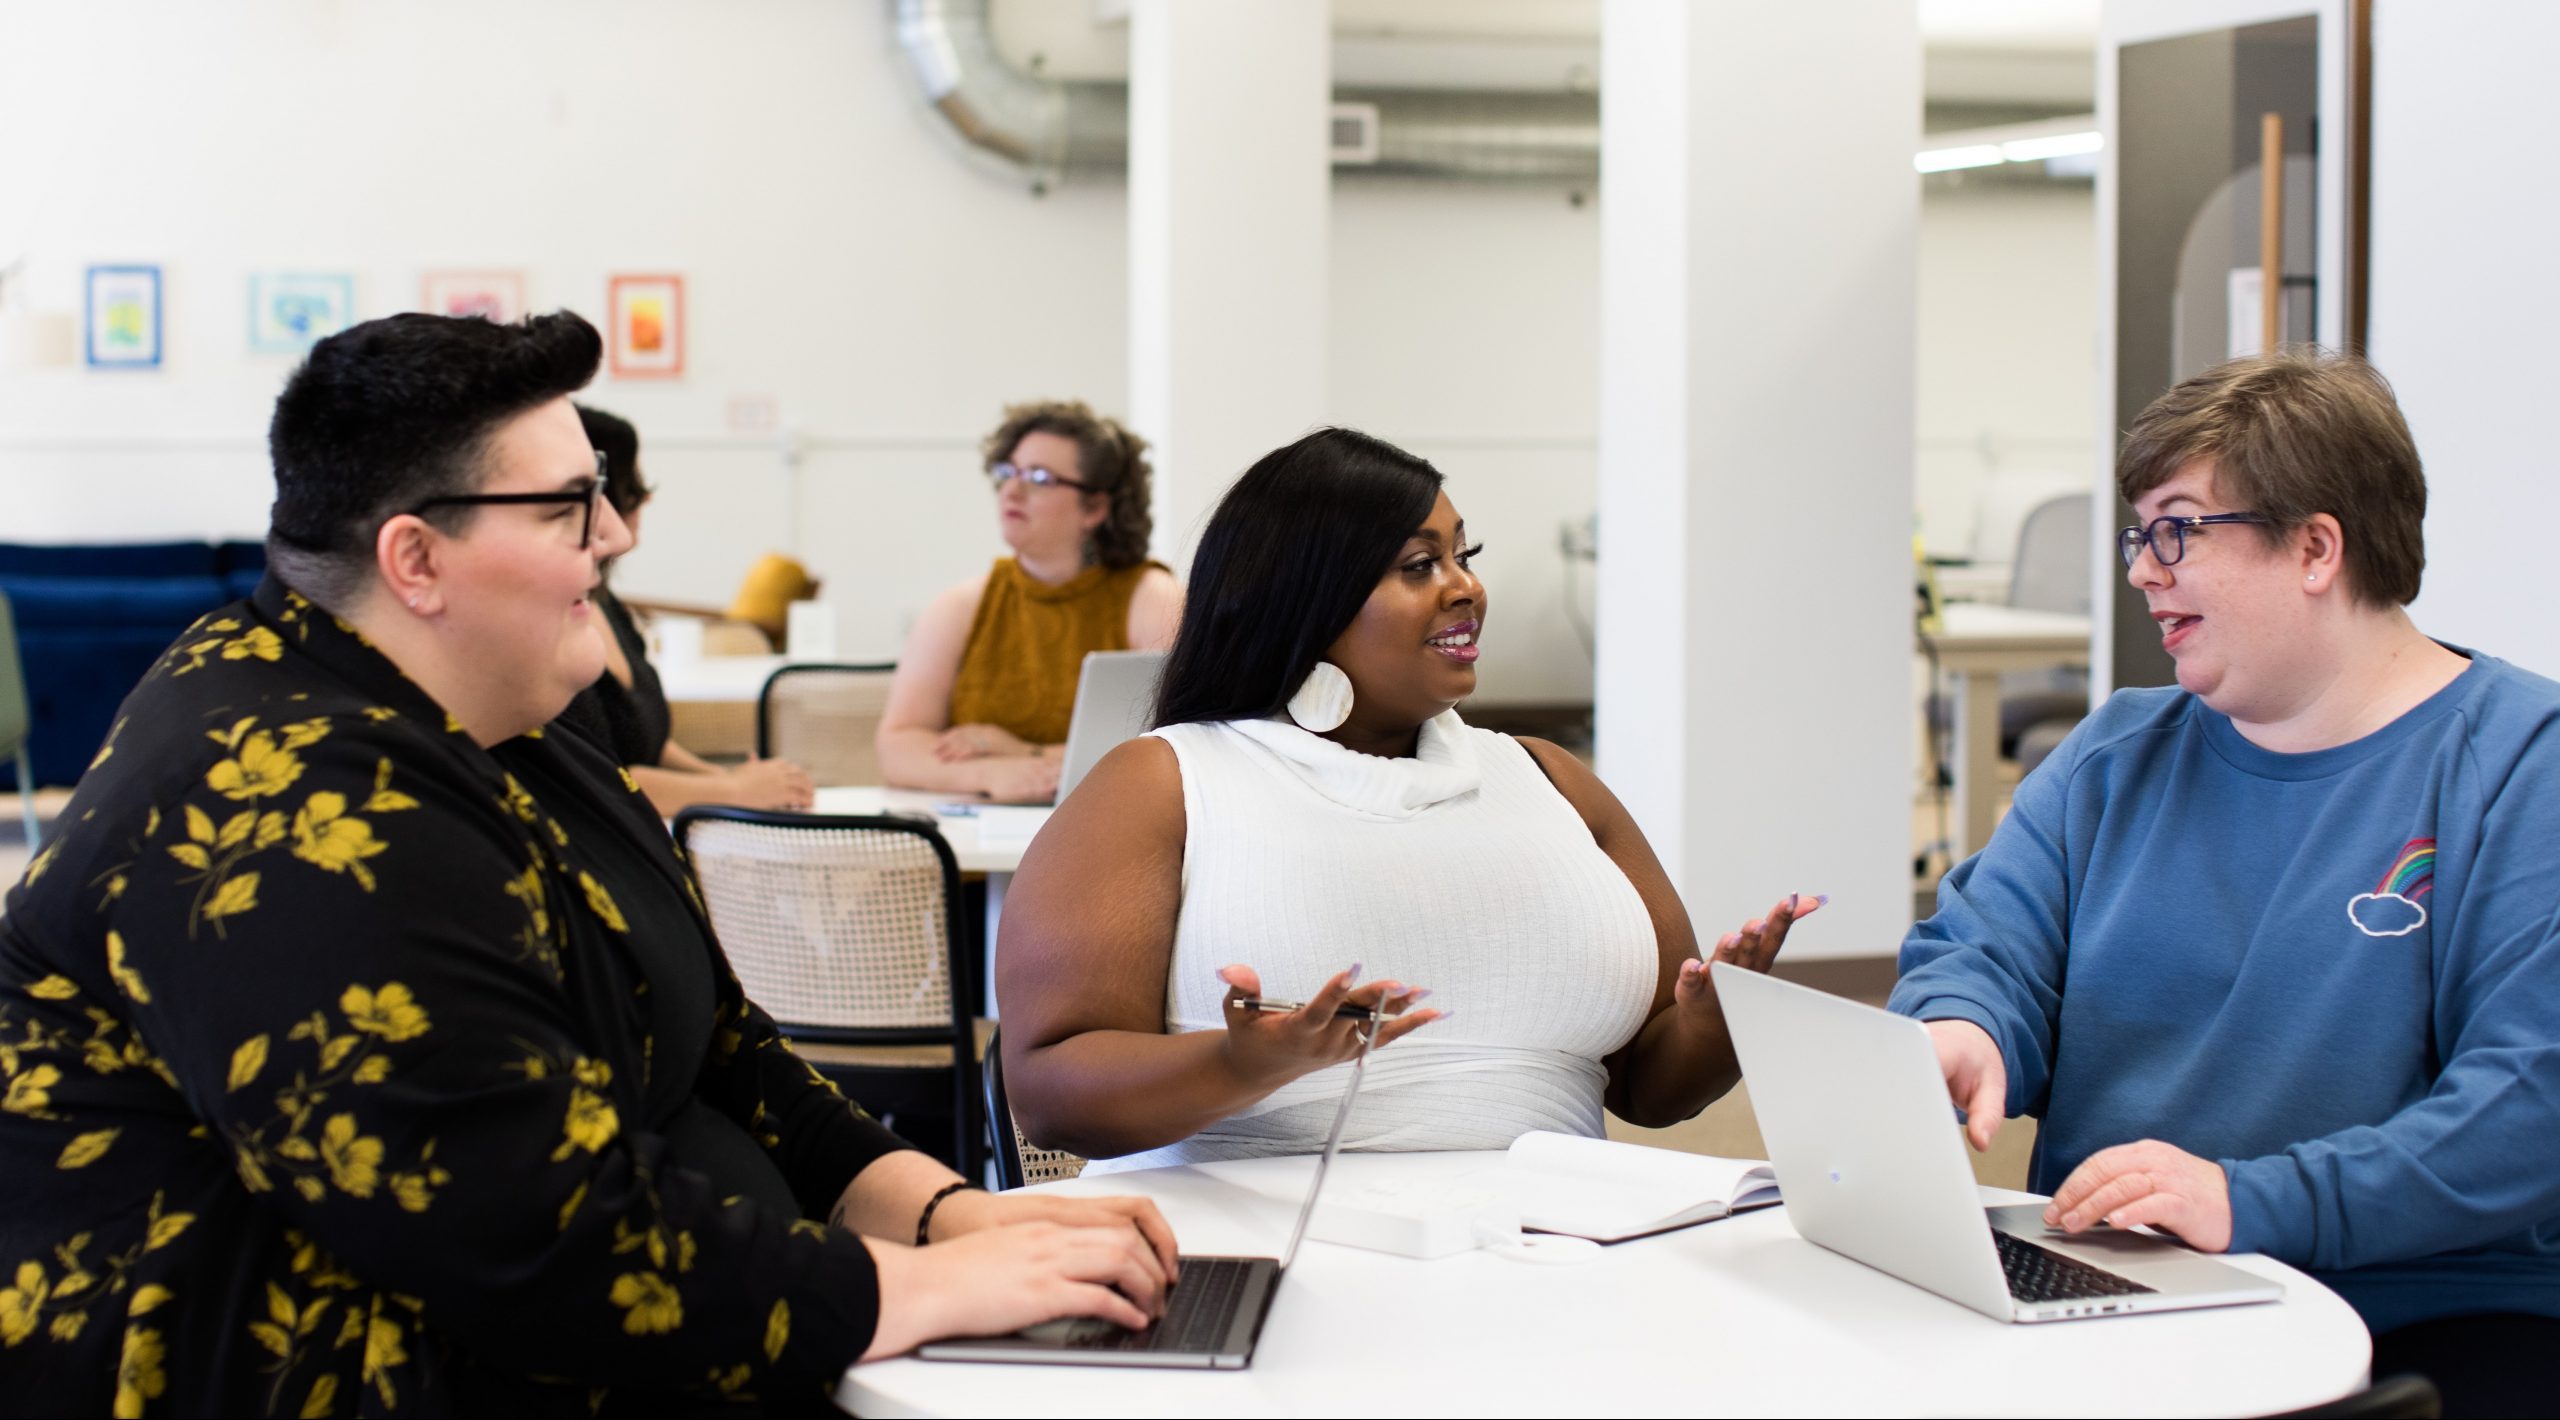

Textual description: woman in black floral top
[0,312,1176,1416]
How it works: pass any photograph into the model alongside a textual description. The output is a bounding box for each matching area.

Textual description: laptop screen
[1277,1017,1376,1271]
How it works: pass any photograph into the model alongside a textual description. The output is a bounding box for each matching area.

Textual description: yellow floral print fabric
[0,581,913,1414]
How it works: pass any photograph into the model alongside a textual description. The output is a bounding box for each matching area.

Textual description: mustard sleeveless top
[946,557,1166,745]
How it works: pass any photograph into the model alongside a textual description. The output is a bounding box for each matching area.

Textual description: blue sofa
[0,541,268,789]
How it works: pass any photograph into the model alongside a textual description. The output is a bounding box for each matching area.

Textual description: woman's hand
[1214,964,1441,1092]
[724,755,815,810]
[859,1220,1173,1360]
[1671,892,1822,1013]
[935,723,1034,762]
[978,754,1061,804]
[928,1190,1182,1282]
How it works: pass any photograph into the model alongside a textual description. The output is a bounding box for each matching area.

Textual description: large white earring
[1287,661,1354,733]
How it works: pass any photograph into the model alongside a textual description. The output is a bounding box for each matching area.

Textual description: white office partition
[2368,1,2560,679]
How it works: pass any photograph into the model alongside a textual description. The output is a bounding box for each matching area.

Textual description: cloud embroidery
[2349,839,2434,939]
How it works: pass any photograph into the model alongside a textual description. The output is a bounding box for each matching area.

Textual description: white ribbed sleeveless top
[1081,710,1659,1174]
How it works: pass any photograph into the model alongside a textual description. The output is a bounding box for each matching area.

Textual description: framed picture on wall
[607,273,684,378]
[84,265,163,369]
[248,272,356,354]
[420,270,526,323]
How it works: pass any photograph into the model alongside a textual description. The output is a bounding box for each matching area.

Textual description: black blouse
[0,578,912,1414]
[558,588,673,769]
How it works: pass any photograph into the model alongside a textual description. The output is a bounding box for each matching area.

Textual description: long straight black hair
[1152,427,1443,728]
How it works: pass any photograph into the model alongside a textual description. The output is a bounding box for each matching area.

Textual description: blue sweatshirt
[1891,650,2560,1333]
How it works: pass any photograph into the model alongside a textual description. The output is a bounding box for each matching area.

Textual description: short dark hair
[1152,428,1443,728]
[576,404,650,517]
[980,399,1155,570]
[2118,349,2427,608]
[266,311,603,610]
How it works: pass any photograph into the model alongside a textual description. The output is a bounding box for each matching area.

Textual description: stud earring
[1286,661,1355,733]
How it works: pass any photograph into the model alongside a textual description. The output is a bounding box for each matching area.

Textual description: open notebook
[1497,1132,1781,1243]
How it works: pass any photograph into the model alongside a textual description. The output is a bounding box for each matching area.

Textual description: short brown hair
[980,399,1155,570]
[2117,349,2426,608]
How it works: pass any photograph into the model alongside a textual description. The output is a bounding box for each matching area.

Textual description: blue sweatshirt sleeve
[2222,724,2560,1269]
[1886,718,2088,1121]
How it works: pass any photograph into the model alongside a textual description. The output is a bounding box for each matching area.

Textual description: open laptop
[1051,649,1166,803]
[916,1017,1374,1368]
[1711,964,2282,1323]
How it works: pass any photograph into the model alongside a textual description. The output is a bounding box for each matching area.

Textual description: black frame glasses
[2117,512,2274,568]
[410,451,610,549]
[987,461,1092,492]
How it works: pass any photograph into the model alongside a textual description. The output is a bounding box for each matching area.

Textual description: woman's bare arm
[996,738,1267,1156]
[1125,567,1184,651]
[1517,737,1768,1128]
[875,578,1019,795]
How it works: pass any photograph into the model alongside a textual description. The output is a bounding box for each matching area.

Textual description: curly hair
[979,399,1155,570]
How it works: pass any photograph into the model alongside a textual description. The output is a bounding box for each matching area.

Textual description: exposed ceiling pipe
[889,0,1602,185]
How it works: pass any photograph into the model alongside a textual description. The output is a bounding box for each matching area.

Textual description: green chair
[0,589,38,850]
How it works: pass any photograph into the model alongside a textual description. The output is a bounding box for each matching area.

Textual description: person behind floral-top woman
[0,313,1178,1415]
[875,400,1182,802]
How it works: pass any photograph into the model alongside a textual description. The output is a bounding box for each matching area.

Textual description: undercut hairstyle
[980,399,1155,570]
[266,311,603,611]
[576,404,650,517]
[1152,427,1444,728]
[2117,349,2427,608]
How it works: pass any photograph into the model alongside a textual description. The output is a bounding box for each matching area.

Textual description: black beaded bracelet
[915,1181,979,1246]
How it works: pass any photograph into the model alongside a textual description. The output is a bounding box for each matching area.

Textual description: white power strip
[1305,1179,1519,1260]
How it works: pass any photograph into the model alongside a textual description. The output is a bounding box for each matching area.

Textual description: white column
[1597,1,1918,961]
[1127,0,1330,570]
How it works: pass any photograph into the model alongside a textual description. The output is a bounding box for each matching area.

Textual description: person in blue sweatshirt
[1891,349,2560,1415]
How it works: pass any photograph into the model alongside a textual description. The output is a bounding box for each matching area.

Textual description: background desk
[809,786,1050,1016]
[1923,604,2093,862]
[658,654,792,758]
[842,1151,2367,1418]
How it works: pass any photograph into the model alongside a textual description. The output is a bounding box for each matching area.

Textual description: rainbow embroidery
[2377,839,2437,901]
[2347,837,2435,938]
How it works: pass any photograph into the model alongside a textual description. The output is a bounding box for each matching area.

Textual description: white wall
[0,0,1611,702]
[2369,0,2560,678]
[1914,182,2098,559]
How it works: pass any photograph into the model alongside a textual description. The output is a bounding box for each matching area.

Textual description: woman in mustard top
[877,400,1182,801]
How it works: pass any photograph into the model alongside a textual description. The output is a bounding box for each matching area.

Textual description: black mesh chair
[673,806,983,1177]
[981,1025,1088,1191]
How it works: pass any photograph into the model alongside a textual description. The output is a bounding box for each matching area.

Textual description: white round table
[839,1151,2370,1418]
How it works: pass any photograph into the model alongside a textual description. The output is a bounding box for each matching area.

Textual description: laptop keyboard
[1993,1229,2158,1304]
[1072,1255,1258,1353]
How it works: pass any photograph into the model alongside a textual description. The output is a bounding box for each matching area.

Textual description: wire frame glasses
[2117,512,2273,569]
[987,461,1092,492]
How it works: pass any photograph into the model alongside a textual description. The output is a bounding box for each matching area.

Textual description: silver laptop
[1051,649,1165,803]
[916,1017,1374,1368]
[1712,964,2281,1323]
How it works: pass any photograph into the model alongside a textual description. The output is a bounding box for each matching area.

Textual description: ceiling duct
[890,0,1602,184]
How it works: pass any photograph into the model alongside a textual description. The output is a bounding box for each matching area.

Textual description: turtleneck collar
[1222,708,1482,818]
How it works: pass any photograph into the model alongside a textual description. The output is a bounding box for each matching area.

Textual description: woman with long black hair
[995,427,1816,1168]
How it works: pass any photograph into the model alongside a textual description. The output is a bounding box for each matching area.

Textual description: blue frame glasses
[2117,512,2273,569]
[410,451,610,548]
[988,461,1092,492]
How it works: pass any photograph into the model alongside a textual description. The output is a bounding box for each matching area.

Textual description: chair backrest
[673,809,967,1037]
[982,1025,1088,1191]
[0,589,29,757]
[759,663,898,787]
[2007,492,2092,616]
